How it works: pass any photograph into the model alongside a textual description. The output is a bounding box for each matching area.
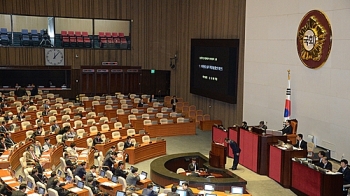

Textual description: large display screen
[190,39,239,104]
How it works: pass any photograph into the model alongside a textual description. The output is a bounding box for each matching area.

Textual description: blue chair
[31,29,40,46]
[0,28,7,34]
[21,29,30,46]
[0,34,9,45]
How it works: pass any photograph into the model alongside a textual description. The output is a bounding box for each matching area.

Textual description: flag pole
[284,70,291,121]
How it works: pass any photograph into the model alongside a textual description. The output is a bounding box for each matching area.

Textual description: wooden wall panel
[0,0,245,127]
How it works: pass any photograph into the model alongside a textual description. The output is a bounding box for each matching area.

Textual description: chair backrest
[84,186,93,196]
[27,175,36,189]
[117,142,124,151]
[143,120,152,125]
[101,134,106,142]
[203,114,210,121]
[60,157,67,171]
[77,129,85,137]
[177,117,185,123]
[88,112,97,118]
[48,188,59,196]
[101,124,110,131]
[307,142,315,152]
[147,107,155,113]
[161,107,168,112]
[130,138,136,144]
[142,135,150,143]
[74,120,83,128]
[87,138,93,148]
[114,122,122,129]
[156,113,163,118]
[100,116,108,122]
[106,170,113,179]
[160,118,168,124]
[128,115,136,121]
[131,108,138,114]
[176,168,186,174]
[89,126,98,134]
[289,119,298,134]
[75,175,82,183]
[26,130,34,139]
[127,129,135,136]
[118,176,127,192]
[112,131,121,139]
[117,109,124,114]
[56,134,63,143]
[21,121,31,129]
[36,181,46,192]
[141,113,149,119]
[67,168,73,178]
[105,105,112,110]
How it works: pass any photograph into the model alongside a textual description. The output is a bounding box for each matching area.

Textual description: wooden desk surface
[125,140,166,165]
[95,134,144,155]
[97,177,123,195]
[144,122,196,137]
[63,183,89,196]
[200,120,223,131]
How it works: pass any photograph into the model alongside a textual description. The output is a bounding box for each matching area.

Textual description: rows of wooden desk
[125,140,166,164]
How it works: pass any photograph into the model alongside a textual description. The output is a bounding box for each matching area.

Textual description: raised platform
[150,152,247,192]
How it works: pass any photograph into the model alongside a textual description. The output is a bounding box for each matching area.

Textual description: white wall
[244,0,350,160]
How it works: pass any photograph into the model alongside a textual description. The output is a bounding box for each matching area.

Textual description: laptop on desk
[38,187,45,196]
[100,170,106,177]
[27,181,34,190]
[139,171,147,180]
[111,175,118,183]
[77,180,84,189]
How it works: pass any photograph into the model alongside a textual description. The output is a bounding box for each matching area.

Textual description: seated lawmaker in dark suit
[258,121,267,130]
[0,137,7,153]
[124,136,134,149]
[241,121,248,130]
[93,133,103,146]
[73,161,87,179]
[138,99,144,107]
[53,179,70,196]
[115,161,128,178]
[103,152,117,171]
[31,168,44,184]
[12,184,27,196]
[188,158,199,172]
[321,157,332,170]
[46,171,58,190]
[315,151,326,167]
[293,134,307,150]
[86,177,101,195]
[338,159,350,185]
[167,185,180,196]
[5,132,16,148]
[142,183,158,196]
[280,120,292,135]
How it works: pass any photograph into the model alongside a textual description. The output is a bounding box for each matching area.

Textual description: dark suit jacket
[323,162,332,170]
[229,140,241,154]
[54,186,69,196]
[0,142,6,152]
[93,137,103,146]
[142,188,158,196]
[31,174,44,183]
[281,125,292,135]
[46,177,56,189]
[5,137,15,148]
[293,140,307,150]
[124,140,134,149]
[86,182,100,194]
[115,167,128,179]
[338,167,350,184]
[167,192,180,196]
[11,190,27,196]
[188,163,199,171]
[0,125,7,133]
[74,165,86,178]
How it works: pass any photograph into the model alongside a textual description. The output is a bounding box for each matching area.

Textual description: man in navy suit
[293,134,307,150]
[225,138,241,170]
[141,183,158,196]
[321,157,332,170]
[338,159,350,185]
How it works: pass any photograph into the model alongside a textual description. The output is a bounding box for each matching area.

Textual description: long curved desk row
[144,122,196,137]
[150,152,247,192]
[125,140,166,164]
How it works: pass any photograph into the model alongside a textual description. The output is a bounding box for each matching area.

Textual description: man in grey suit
[126,167,140,186]
[85,165,97,183]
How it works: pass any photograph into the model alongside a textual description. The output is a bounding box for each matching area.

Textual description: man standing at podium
[225,138,241,170]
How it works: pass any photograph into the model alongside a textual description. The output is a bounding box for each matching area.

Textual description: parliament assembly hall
[0,0,349,196]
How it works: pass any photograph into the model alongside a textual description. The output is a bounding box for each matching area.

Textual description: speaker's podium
[209,142,226,168]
